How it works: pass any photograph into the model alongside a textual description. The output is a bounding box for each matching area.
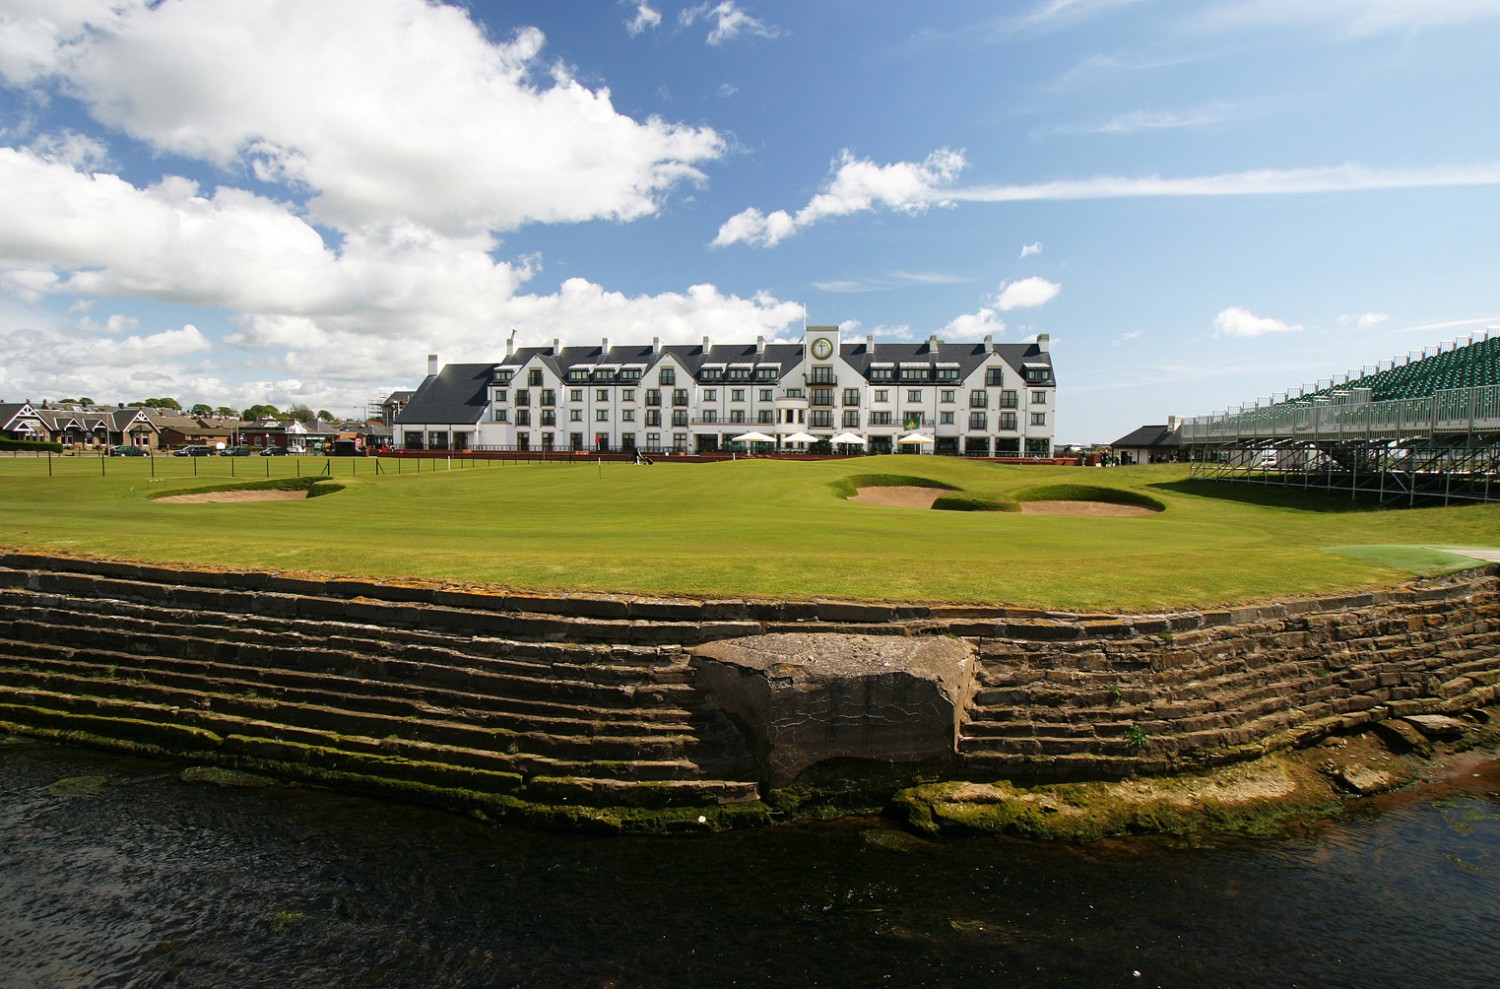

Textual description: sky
[1,0,1498,442]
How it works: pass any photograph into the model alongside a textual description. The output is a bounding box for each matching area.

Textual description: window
[660,368,676,386]
[811,410,833,428]
[1032,391,1047,405]
[1032,412,1046,426]
[673,389,689,406]
[646,388,662,406]
[596,409,609,422]
[494,409,509,423]
[703,389,717,402]
[620,369,641,383]
[515,410,529,426]
[1026,367,1049,383]
[759,389,773,402]
[729,410,745,423]
[672,411,688,427]
[907,389,923,403]
[900,366,927,382]
[570,410,582,422]
[493,389,507,403]
[528,369,543,386]
[969,412,987,430]
[494,370,513,384]
[1000,390,1018,409]
[596,389,608,402]
[784,387,804,399]
[646,432,660,449]
[728,367,750,381]
[515,390,530,406]
[940,390,955,403]
[810,366,835,384]
[646,410,662,427]
[541,410,556,426]
[731,388,745,402]
[936,367,959,382]
[870,411,892,426]
[940,411,954,425]
[873,389,889,403]
[700,366,724,382]
[970,390,987,408]
[622,389,636,403]
[592,368,613,383]
[843,410,860,427]
[702,410,717,423]
[541,389,555,406]
[566,369,588,384]
[758,411,774,424]
[623,409,635,422]
[811,388,834,406]
[1000,412,1017,431]
[570,389,584,403]
[755,367,777,382]
[843,388,860,406]
[869,367,893,382]
[985,368,1004,386]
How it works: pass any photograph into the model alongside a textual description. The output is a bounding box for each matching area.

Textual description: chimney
[868,337,875,355]
[601,336,611,356]
[1036,333,1050,353]
[506,329,516,358]
[983,334,993,349]
[652,336,661,354]
[928,333,941,350]
[552,338,561,356]
[702,335,710,352]
[756,335,765,355]
[427,354,439,376]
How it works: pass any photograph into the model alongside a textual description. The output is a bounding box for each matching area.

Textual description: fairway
[1,454,1497,611]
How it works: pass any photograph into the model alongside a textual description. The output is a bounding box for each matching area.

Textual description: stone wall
[0,550,1496,828]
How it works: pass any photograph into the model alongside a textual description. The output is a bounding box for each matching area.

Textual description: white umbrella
[897,432,935,445]
[731,431,776,444]
[783,431,819,444]
[829,431,866,446]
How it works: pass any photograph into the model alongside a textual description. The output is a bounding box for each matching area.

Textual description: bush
[0,438,64,453]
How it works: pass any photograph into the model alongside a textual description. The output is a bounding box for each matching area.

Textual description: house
[1,402,160,449]
[396,326,1057,457]
[1110,418,1182,465]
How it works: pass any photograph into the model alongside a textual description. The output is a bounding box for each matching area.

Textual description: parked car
[221,446,253,457]
[109,445,148,457]
[171,445,214,457]
[259,446,289,456]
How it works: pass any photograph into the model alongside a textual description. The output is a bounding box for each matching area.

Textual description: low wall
[0,549,1495,829]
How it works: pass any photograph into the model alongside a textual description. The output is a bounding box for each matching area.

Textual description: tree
[242,404,280,421]
[286,404,315,426]
[130,397,181,410]
[215,406,237,418]
[317,409,334,423]
[189,403,213,416]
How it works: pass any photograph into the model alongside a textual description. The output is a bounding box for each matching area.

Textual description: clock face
[811,337,833,360]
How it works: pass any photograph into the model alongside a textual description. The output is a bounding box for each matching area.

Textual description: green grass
[1,453,1496,611]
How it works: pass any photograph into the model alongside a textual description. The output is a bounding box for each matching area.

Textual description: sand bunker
[849,486,947,508]
[1019,500,1160,518]
[850,486,1161,516]
[156,489,309,504]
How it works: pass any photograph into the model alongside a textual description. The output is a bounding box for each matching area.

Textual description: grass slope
[1,455,1496,610]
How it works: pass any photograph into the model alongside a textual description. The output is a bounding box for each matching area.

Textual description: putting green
[1322,544,1500,575]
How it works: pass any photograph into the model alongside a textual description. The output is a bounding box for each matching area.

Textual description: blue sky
[1,0,1497,441]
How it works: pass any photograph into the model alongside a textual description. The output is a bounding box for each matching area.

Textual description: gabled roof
[0,402,41,431]
[394,362,494,425]
[1111,424,1180,448]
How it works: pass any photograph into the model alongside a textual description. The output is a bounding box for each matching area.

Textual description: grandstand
[1180,330,1500,505]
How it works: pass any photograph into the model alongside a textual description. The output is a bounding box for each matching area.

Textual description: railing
[1181,383,1500,445]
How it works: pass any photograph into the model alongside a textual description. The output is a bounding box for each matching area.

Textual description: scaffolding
[1179,333,1500,505]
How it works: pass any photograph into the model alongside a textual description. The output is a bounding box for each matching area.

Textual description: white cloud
[1194,0,1500,36]
[1112,330,1143,345]
[713,148,965,247]
[942,307,1006,338]
[1019,242,1043,259]
[1009,0,1146,32]
[1057,104,1235,136]
[996,276,1061,310]
[1213,306,1303,337]
[1338,312,1390,328]
[623,2,661,36]
[680,2,780,45]
[7,0,724,238]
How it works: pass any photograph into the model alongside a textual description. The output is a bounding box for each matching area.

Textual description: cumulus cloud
[1019,242,1043,259]
[713,148,966,247]
[942,307,1006,339]
[6,0,724,238]
[623,2,661,36]
[1213,306,1303,337]
[996,276,1062,311]
[680,2,781,45]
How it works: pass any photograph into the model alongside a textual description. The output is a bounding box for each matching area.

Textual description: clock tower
[805,325,839,363]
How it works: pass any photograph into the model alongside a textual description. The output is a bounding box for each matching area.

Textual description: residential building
[396,326,1056,456]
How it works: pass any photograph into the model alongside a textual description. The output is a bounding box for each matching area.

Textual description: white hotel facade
[394,326,1056,457]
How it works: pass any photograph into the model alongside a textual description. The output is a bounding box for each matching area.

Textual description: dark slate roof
[842,340,1052,382]
[1110,424,1180,448]
[394,363,494,425]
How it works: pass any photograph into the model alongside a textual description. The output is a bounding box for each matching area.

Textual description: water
[2,739,1498,989]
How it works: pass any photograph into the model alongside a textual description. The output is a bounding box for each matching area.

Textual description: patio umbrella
[829,431,866,446]
[897,432,935,445]
[783,431,819,444]
[731,431,776,444]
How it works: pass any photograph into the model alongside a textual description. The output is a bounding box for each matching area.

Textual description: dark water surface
[3,740,1498,989]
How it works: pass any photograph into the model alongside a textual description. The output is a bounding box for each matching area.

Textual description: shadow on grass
[1148,477,1395,514]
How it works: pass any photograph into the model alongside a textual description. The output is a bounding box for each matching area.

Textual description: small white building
[395,326,1057,457]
